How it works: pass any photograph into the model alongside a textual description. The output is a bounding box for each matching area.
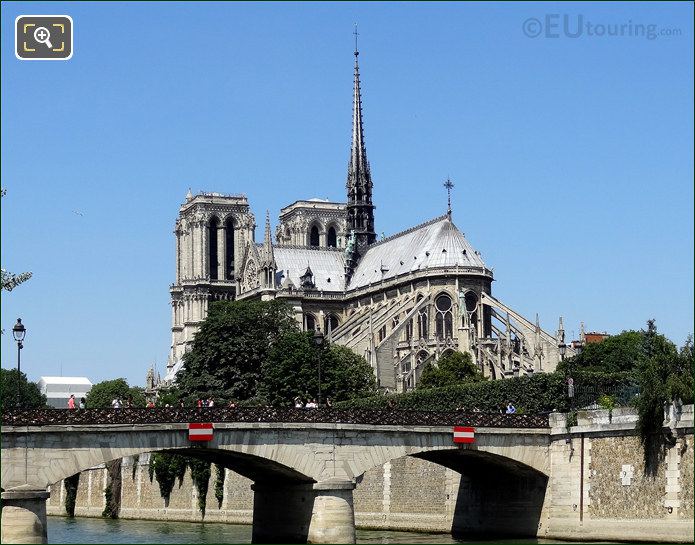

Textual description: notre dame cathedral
[164,45,574,392]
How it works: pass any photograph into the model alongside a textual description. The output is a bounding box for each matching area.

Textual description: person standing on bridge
[79,397,86,409]
[67,394,76,409]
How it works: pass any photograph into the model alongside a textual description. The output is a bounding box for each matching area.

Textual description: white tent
[38,376,93,408]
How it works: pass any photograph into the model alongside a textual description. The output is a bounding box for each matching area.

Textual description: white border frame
[15,15,74,61]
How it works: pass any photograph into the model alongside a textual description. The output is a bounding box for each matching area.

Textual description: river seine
[48,516,565,544]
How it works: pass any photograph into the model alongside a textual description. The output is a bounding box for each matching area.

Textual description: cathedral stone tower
[167,192,255,374]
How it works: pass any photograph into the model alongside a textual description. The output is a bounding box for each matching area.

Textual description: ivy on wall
[189,458,211,516]
[131,454,140,481]
[149,452,187,507]
[64,473,80,517]
[102,459,122,518]
[214,464,225,509]
[148,452,211,516]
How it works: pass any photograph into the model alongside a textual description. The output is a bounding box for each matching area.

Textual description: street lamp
[559,342,574,411]
[313,328,324,407]
[12,318,26,408]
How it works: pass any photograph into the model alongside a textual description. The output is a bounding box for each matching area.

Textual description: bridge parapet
[0,407,549,428]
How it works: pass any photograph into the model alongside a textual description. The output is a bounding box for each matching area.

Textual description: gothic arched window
[305,313,316,332]
[324,314,339,335]
[327,226,337,248]
[309,225,320,247]
[435,294,453,339]
[417,307,428,340]
[404,311,413,341]
[464,290,478,312]
[224,217,235,280]
[208,217,219,280]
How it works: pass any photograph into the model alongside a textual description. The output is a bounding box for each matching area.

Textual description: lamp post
[313,328,324,406]
[12,318,26,408]
[559,342,573,411]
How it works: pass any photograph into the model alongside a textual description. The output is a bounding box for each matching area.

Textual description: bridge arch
[341,429,550,482]
[354,447,549,539]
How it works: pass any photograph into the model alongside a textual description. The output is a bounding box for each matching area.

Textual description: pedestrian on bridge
[79,397,86,409]
[67,395,76,410]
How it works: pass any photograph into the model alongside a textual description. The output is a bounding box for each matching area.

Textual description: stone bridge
[1,409,550,543]
[2,407,693,544]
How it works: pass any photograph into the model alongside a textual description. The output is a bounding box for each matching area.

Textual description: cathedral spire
[346,26,376,253]
[262,210,275,269]
[264,210,272,247]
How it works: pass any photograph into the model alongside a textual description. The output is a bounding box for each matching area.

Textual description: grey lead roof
[272,215,486,293]
[274,247,346,291]
[347,215,486,290]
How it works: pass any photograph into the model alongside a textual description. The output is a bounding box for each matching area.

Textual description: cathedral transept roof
[274,246,347,292]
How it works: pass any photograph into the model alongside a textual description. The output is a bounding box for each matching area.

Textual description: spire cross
[353,23,359,56]
[443,177,454,217]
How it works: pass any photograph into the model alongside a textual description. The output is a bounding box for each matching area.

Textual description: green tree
[259,330,377,406]
[1,189,32,292]
[0,368,47,410]
[156,386,182,407]
[558,330,643,374]
[1,269,32,292]
[636,322,694,474]
[418,351,483,389]
[176,299,297,403]
[323,344,378,402]
[85,378,146,408]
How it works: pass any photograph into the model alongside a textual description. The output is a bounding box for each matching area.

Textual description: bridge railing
[1,408,549,428]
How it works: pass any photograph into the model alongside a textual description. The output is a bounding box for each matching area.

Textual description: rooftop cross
[443,177,454,218]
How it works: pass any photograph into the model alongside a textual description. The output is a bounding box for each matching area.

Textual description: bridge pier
[251,482,314,543]
[308,479,356,544]
[0,489,50,544]
[251,479,355,544]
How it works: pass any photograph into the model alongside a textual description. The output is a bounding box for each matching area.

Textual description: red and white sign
[188,423,214,442]
[453,426,475,444]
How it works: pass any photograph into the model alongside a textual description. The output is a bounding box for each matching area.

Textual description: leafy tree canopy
[631,321,694,474]
[418,351,483,389]
[259,331,377,406]
[1,189,32,292]
[156,386,182,407]
[0,368,47,411]
[559,330,643,374]
[86,378,146,408]
[176,299,297,403]
[176,300,377,405]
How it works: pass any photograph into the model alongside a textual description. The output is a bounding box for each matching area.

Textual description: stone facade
[678,435,693,519]
[588,435,666,519]
[541,406,694,543]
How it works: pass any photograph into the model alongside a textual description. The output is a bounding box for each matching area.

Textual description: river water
[48,516,566,544]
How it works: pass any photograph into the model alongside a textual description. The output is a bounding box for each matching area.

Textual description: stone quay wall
[45,407,694,542]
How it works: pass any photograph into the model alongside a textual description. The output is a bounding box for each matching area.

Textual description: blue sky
[1,1,693,386]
